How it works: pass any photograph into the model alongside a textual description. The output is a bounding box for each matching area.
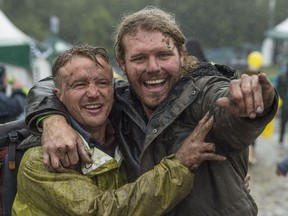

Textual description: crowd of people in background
[0,64,26,124]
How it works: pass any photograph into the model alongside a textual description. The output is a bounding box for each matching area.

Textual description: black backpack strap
[8,129,31,170]
[0,119,28,148]
[8,131,18,170]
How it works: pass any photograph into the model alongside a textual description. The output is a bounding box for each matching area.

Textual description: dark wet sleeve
[25,76,69,134]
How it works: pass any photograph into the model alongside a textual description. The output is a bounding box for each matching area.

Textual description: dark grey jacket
[26,63,278,216]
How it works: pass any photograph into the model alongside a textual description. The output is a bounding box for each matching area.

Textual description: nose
[86,84,100,98]
[147,57,160,72]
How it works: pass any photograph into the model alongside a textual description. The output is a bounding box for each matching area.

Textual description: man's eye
[74,83,86,88]
[99,81,109,86]
[132,56,145,62]
[159,53,170,58]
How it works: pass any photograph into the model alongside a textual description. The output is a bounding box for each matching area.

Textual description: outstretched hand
[41,115,92,172]
[176,112,226,171]
[216,73,275,119]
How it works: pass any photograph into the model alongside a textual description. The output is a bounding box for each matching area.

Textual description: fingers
[244,174,251,182]
[43,150,53,171]
[199,152,226,162]
[197,142,215,153]
[188,112,213,142]
[216,73,274,119]
[242,75,256,117]
[258,73,272,91]
[189,151,226,171]
[244,174,251,193]
[43,150,70,173]
[57,146,72,168]
[41,116,85,172]
[77,137,93,164]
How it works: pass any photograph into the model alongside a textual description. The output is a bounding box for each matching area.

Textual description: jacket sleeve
[25,76,69,134]
[194,76,278,150]
[13,147,193,216]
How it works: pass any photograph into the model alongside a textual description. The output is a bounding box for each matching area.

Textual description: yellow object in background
[278,97,283,108]
[261,119,274,138]
[247,51,263,70]
[261,97,282,138]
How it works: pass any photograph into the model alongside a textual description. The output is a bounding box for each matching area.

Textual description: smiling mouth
[84,104,103,110]
[144,79,166,90]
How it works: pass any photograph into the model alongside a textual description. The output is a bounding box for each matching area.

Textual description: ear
[118,58,127,76]
[53,88,62,100]
[179,47,185,66]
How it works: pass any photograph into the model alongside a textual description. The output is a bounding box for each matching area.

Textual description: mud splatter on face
[162,33,171,49]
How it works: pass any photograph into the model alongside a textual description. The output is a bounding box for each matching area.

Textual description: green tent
[0,10,35,71]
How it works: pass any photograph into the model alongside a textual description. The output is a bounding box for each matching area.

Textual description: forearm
[197,78,278,150]
[213,91,278,150]
[15,148,193,216]
[25,76,68,134]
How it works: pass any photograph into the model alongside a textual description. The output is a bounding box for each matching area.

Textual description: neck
[143,107,154,120]
[87,124,107,146]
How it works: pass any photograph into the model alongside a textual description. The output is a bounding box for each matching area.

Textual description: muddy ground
[249,117,288,216]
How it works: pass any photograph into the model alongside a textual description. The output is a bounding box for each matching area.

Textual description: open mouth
[144,79,166,91]
[83,104,103,113]
[84,104,102,109]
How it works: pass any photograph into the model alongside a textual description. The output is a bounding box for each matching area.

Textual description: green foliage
[1,0,288,60]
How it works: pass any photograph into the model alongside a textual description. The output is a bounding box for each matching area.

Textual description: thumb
[77,137,93,164]
[258,73,273,91]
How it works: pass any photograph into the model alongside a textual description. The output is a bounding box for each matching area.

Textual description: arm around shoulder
[25,76,69,134]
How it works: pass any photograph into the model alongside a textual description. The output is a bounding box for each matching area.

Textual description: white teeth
[85,104,101,109]
[145,79,165,84]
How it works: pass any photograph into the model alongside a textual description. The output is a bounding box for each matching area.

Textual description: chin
[146,101,162,111]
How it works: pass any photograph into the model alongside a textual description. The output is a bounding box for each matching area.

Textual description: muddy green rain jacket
[12,146,193,216]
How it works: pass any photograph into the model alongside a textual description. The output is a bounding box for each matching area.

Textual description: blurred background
[1,0,288,86]
[1,0,288,215]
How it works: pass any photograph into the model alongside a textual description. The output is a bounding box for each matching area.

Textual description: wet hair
[113,6,185,61]
[52,44,112,87]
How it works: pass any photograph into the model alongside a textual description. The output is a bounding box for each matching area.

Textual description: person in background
[12,44,225,216]
[185,37,208,62]
[275,63,288,145]
[276,156,288,176]
[23,6,277,216]
[0,64,27,123]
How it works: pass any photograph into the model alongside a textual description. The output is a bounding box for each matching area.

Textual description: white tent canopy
[266,18,288,40]
[0,10,34,46]
[262,17,288,66]
[0,10,52,88]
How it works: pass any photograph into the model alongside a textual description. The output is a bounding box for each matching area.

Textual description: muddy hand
[175,112,226,171]
[42,115,92,172]
[216,73,275,119]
